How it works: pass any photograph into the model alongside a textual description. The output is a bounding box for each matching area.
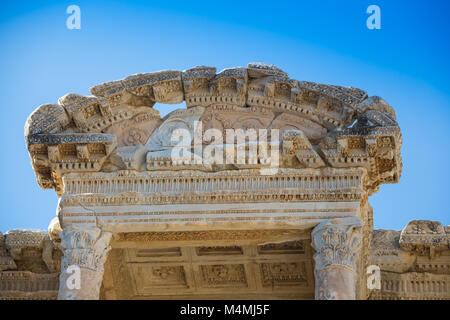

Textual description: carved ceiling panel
[24,62,402,197]
[101,239,315,300]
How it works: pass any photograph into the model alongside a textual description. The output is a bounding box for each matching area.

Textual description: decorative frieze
[117,230,303,242]
[0,271,59,299]
[0,233,16,271]
[61,168,365,196]
[24,104,71,136]
[369,271,450,300]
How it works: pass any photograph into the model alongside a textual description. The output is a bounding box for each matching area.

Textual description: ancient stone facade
[1,63,448,299]
[369,220,450,300]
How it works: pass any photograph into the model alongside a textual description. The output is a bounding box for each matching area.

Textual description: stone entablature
[57,167,366,232]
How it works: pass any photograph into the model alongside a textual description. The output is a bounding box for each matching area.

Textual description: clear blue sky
[1,0,449,232]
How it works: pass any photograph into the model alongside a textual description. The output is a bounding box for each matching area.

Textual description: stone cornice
[399,220,450,258]
[24,63,402,195]
[311,217,363,271]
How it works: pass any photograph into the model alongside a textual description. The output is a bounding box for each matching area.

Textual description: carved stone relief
[101,239,315,299]
[311,217,363,300]
[58,225,112,300]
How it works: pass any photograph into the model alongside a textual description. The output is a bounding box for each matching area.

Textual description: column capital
[311,217,363,300]
[311,217,362,271]
[58,225,112,300]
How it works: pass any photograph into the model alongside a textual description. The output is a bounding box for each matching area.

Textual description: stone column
[311,217,362,300]
[58,225,112,300]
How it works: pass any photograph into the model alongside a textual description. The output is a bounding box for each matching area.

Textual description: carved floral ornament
[24,63,402,196]
[311,217,363,271]
[59,226,112,273]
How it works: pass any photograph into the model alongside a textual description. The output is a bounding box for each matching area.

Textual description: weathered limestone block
[357,96,396,120]
[89,70,184,107]
[247,62,289,78]
[270,112,327,143]
[0,271,59,300]
[247,81,324,130]
[26,133,117,192]
[104,109,161,147]
[370,229,415,273]
[399,220,449,258]
[48,217,62,242]
[263,76,300,102]
[369,222,450,300]
[58,225,112,300]
[311,217,362,299]
[281,130,325,168]
[146,107,205,170]
[4,229,58,273]
[110,144,147,171]
[5,230,47,253]
[208,67,248,107]
[183,66,217,107]
[89,79,128,107]
[246,65,370,133]
[89,79,146,108]
[0,222,65,300]
[200,105,274,139]
[24,104,71,137]
[318,107,402,193]
[121,71,184,104]
[60,93,160,135]
[0,232,16,271]
[299,82,367,111]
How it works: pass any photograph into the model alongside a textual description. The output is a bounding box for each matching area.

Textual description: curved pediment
[24,63,402,195]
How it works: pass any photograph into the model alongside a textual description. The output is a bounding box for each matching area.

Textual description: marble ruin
[0,63,448,299]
